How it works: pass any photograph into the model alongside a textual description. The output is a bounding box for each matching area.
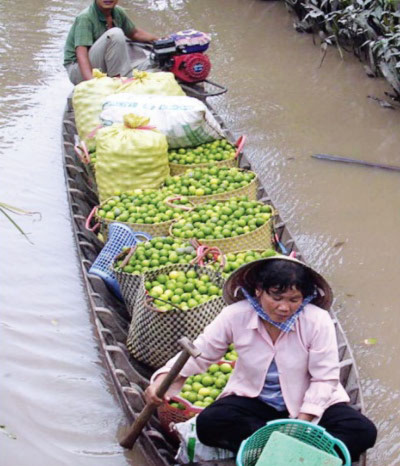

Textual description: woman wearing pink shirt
[146,257,377,462]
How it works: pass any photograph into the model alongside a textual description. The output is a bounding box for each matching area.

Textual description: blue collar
[241,287,316,333]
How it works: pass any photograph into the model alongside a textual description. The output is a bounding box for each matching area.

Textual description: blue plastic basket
[236,419,351,466]
[89,222,151,300]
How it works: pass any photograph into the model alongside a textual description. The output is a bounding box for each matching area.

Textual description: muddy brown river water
[1,0,399,464]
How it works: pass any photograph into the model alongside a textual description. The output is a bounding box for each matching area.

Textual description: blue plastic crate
[89,223,151,300]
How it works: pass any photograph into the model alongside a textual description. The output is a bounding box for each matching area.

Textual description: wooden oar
[119,337,201,449]
[312,154,400,173]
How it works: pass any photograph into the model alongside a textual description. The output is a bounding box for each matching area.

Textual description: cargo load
[116,70,186,96]
[72,69,120,152]
[100,93,224,148]
[95,114,169,201]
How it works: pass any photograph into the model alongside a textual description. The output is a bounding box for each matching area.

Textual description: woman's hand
[144,373,186,406]
[144,374,168,406]
[297,412,315,422]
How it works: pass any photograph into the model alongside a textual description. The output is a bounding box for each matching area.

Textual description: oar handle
[119,337,201,449]
[312,153,400,172]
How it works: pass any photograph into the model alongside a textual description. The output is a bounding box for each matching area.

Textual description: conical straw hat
[223,256,333,310]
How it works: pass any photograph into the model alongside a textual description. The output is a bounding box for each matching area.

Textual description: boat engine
[152,29,211,83]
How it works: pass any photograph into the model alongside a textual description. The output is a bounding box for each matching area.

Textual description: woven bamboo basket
[169,157,238,176]
[168,135,246,176]
[113,241,220,315]
[99,215,175,239]
[157,358,236,439]
[184,172,258,206]
[169,205,275,255]
[199,222,274,254]
[202,248,280,281]
[218,248,277,279]
[113,247,144,315]
[86,196,193,240]
[157,396,202,441]
[125,264,225,369]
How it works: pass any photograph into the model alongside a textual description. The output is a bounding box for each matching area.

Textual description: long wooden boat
[62,89,366,465]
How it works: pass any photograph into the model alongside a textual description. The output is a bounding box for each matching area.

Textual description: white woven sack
[100,94,224,148]
[174,416,234,464]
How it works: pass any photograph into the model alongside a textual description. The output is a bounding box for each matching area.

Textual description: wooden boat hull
[62,95,366,465]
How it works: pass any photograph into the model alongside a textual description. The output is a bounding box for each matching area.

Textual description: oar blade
[311,154,400,172]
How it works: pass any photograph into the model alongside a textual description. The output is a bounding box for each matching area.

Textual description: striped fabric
[258,358,286,411]
[241,287,317,411]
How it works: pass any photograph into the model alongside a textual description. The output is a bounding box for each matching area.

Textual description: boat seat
[339,359,353,387]
[63,119,77,135]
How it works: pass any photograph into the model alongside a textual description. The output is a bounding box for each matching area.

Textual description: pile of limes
[114,237,197,274]
[171,197,273,240]
[146,269,222,312]
[168,139,236,165]
[96,189,191,223]
[170,355,235,409]
[223,343,238,362]
[163,166,255,197]
[90,152,97,167]
[209,249,279,278]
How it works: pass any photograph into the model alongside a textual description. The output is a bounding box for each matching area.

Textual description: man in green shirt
[64,0,158,84]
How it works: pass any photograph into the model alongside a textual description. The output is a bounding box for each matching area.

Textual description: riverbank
[284,0,400,101]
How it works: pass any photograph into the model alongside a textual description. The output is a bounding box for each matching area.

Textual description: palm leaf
[0,202,41,218]
[0,203,41,244]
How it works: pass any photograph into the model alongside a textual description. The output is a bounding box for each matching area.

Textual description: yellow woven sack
[72,69,120,152]
[116,70,186,96]
[95,114,170,201]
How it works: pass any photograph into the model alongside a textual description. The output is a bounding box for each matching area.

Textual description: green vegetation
[0,202,40,243]
[285,0,400,97]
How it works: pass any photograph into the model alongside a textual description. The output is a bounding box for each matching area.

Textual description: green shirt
[64,1,135,65]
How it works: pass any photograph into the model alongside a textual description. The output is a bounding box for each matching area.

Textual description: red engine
[170,53,211,83]
[152,30,212,83]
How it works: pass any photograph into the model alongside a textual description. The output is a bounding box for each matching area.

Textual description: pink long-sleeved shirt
[152,300,350,422]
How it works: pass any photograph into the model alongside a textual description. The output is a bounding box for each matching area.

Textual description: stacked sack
[116,70,186,96]
[100,94,224,148]
[73,69,186,152]
[95,114,169,201]
[73,69,120,152]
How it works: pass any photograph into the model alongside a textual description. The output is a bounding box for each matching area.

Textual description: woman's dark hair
[243,260,316,298]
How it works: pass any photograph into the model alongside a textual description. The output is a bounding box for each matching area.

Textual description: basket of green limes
[206,249,279,279]
[114,237,198,314]
[126,264,225,368]
[168,136,245,176]
[158,358,236,439]
[87,190,193,239]
[170,197,275,255]
[163,166,258,205]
